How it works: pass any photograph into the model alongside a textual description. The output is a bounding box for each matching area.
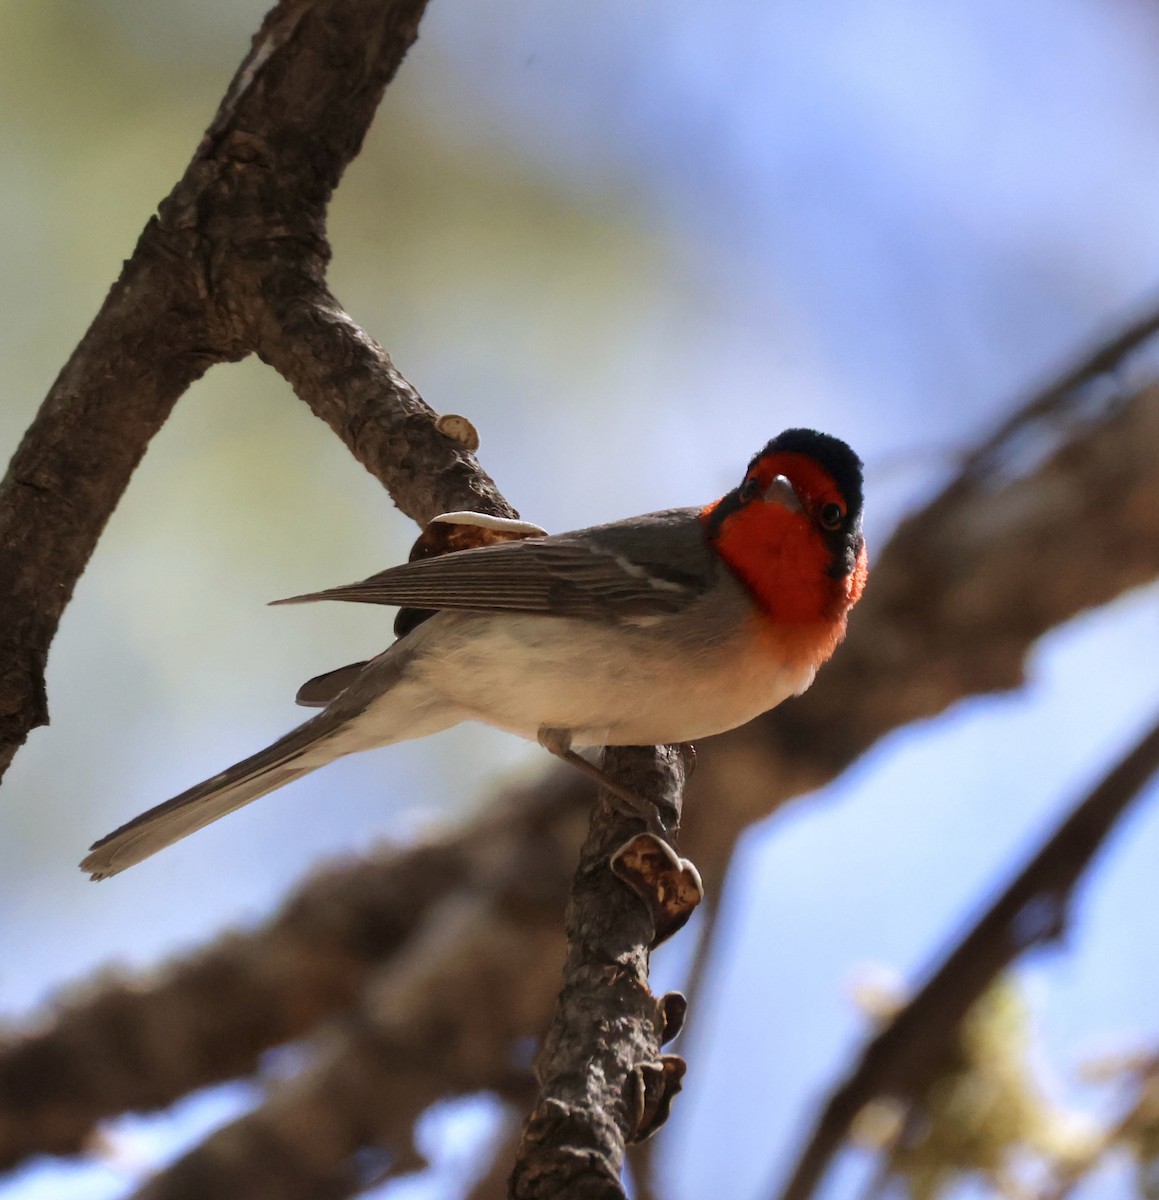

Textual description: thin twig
[1041,1049,1159,1200]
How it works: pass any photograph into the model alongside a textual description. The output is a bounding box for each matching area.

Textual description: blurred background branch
[4,364,1159,1190]
[776,711,1159,1200]
[6,2,1159,1199]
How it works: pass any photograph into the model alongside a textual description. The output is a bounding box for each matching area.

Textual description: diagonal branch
[774,713,1159,1200]
[0,0,449,783]
[70,758,699,1200]
[0,776,587,1168]
[125,851,568,1200]
[6,1,1159,1192]
[957,296,1159,483]
[254,280,514,525]
[2,4,694,1192]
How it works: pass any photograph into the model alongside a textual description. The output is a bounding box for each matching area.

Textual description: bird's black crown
[751,428,864,524]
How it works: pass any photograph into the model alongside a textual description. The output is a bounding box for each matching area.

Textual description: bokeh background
[3,0,1159,1196]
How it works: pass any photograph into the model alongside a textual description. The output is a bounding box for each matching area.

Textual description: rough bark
[125,890,558,1200]
[0,777,586,1167]
[3,379,1157,1182]
[510,746,692,1199]
[2,2,701,1193]
[0,0,501,782]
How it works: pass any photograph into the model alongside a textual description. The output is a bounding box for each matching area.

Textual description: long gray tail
[81,709,347,880]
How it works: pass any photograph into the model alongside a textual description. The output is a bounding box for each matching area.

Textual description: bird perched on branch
[82,428,866,879]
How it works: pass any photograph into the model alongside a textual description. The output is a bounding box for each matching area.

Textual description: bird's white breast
[404,586,815,747]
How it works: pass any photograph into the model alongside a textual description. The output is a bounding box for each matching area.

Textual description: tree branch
[3,4,704,1192]
[958,296,1159,483]
[0,0,447,783]
[774,713,1159,1200]
[0,777,587,1167]
[103,755,698,1200]
[7,1,1159,1193]
[254,280,514,525]
[4,379,1159,1177]
[511,746,693,1199]
[126,881,562,1200]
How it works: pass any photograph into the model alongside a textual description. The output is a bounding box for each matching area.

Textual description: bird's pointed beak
[762,474,803,514]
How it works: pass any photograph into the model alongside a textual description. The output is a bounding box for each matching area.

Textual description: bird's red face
[702,432,867,637]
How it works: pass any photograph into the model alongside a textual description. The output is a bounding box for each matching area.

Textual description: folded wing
[273,508,717,623]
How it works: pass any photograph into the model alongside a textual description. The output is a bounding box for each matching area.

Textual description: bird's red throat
[703,499,866,628]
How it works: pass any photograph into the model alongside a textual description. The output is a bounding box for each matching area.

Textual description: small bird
[82,428,866,879]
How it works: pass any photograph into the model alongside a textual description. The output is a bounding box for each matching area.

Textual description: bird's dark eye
[739,476,761,502]
[818,502,844,530]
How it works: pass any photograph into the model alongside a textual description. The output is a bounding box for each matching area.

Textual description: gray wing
[272,508,719,622]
